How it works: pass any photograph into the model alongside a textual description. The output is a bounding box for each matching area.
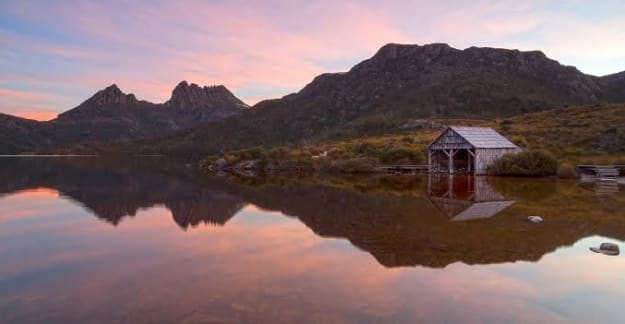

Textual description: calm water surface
[1,158,625,323]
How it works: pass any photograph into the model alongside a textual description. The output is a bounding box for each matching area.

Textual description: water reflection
[428,175,515,221]
[2,158,625,323]
[1,158,625,269]
[0,158,245,229]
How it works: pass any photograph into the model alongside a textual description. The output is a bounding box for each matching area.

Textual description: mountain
[0,82,247,153]
[130,43,624,157]
[3,43,625,156]
[165,81,248,126]
[57,84,140,119]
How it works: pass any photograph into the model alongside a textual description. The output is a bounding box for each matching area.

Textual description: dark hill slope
[0,113,49,153]
[133,43,616,157]
[600,71,625,102]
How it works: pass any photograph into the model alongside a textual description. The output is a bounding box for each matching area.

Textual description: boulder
[589,243,620,256]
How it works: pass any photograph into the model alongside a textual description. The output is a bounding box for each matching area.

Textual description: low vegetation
[499,104,625,164]
[488,150,558,177]
[196,104,625,176]
[556,163,578,179]
[200,135,429,173]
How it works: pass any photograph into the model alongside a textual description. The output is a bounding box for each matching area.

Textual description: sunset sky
[1,0,624,120]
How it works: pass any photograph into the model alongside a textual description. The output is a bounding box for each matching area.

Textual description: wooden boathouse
[428,126,520,175]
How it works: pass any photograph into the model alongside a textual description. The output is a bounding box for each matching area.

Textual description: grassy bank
[201,104,625,174]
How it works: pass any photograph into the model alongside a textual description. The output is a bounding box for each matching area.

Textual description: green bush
[489,150,558,177]
[557,163,577,179]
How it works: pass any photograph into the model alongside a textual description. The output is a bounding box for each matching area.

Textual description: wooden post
[449,151,452,174]
[467,149,476,175]
[449,149,456,174]
[448,173,454,198]
[427,172,431,195]
[427,150,432,173]
[442,149,450,174]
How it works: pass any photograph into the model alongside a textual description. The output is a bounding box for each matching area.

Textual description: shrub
[267,147,290,160]
[328,147,350,159]
[488,150,558,177]
[236,147,267,160]
[353,142,378,155]
[511,136,528,148]
[557,163,577,179]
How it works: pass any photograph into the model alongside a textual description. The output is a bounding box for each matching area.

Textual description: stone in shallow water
[590,243,620,256]
[528,216,543,223]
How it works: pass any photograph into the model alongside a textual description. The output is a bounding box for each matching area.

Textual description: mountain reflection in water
[1,157,624,269]
[2,157,625,323]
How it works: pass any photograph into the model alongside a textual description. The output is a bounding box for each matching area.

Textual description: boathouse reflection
[428,175,515,221]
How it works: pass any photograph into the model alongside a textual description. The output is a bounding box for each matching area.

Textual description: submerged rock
[589,243,620,256]
[528,216,543,223]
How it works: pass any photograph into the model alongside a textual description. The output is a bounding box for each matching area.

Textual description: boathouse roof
[430,126,519,149]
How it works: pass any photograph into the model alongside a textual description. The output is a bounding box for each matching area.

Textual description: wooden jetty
[577,165,623,194]
[378,164,429,173]
[577,165,624,179]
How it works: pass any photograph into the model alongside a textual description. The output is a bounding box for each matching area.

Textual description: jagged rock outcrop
[78,84,138,107]
[167,81,247,115]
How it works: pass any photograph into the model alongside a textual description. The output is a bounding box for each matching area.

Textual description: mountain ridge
[124,42,623,158]
[2,42,625,155]
[0,81,248,153]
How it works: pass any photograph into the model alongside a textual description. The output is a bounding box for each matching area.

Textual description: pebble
[528,216,543,223]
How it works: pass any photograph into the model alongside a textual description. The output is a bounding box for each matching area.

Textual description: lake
[1,157,625,323]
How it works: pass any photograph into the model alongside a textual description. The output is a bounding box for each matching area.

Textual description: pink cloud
[1,0,408,110]
[1,0,624,118]
[0,88,46,100]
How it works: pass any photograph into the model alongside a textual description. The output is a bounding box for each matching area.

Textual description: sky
[1,0,624,121]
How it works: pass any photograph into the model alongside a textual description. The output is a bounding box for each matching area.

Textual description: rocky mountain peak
[56,84,140,120]
[166,80,248,112]
[84,84,138,106]
[368,43,456,64]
